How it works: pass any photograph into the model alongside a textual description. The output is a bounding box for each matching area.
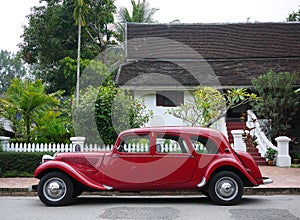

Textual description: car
[31,126,272,206]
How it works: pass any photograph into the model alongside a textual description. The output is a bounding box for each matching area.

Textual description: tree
[116,0,158,42]
[252,71,299,141]
[73,83,152,144]
[19,0,117,94]
[74,0,88,105]
[0,79,62,142]
[95,84,153,144]
[287,8,300,21]
[0,50,27,93]
[167,87,257,127]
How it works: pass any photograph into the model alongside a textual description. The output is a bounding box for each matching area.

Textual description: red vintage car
[32,126,272,206]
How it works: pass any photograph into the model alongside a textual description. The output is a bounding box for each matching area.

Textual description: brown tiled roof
[116,58,300,87]
[116,23,300,87]
[126,23,300,59]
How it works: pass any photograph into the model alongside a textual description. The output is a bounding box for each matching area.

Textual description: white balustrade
[246,110,276,156]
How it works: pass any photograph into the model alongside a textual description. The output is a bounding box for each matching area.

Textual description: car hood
[54,152,107,171]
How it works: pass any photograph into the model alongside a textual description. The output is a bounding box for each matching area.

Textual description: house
[115,22,300,141]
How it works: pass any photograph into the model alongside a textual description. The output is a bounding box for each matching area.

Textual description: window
[156,91,184,107]
[190,136,219,154]
[119,135,150,153]
[156,134,188,153]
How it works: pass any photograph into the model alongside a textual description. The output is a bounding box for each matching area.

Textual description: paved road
[1,195,300,220]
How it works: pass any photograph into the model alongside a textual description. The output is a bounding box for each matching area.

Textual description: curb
[1,187,300,197]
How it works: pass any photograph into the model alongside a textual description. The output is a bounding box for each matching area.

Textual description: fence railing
[246,110,276,156]
[2,142,114,152]
[1,141,206,154]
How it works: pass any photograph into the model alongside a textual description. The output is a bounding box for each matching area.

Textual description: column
[231,130,246,152]
[70,137,86,152]
[275,136,291,167]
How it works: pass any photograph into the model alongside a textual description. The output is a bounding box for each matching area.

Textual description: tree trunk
[25,114,30,143]
[76,9,82,106]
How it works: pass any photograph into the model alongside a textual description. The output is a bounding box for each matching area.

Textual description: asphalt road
[1,195,300,220]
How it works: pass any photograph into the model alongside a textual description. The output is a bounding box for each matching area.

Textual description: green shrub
[0,152,54,177]
[252,71,299,141]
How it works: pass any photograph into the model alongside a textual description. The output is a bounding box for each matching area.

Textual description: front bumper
[29,184,38,192]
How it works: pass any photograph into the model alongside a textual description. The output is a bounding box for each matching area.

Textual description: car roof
[119,126,224,137]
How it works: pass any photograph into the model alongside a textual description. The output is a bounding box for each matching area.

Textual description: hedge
[0,152,54,177]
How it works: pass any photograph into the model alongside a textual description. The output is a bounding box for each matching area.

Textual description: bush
[74,84,153,145]
[0,152,53,177]
[252,71,299,141]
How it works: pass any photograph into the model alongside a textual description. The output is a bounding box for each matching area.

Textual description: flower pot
[267,160,274,166]
[293,159,299,164]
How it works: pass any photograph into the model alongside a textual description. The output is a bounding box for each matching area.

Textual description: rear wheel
[208,171,243,205]
[38,172,74,206]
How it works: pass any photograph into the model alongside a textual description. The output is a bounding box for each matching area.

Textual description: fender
[34,161,111,191]
[201,157,259,186]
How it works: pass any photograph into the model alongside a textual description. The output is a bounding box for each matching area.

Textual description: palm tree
[0,79,61,142]
[73,0,88,105]
[116,0,159,42]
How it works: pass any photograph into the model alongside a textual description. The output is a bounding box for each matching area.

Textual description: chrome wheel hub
[43,178,66,202]
[215,177,238,201]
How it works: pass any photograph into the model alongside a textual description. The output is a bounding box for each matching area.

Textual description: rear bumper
[255,177,273,185]
[262,177,273,184]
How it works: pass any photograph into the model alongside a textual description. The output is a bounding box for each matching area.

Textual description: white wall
[134,90,228,138]
[134,90,184,126]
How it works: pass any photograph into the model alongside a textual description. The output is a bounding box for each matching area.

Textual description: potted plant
[265,147,278,166]
[292,154,299,164]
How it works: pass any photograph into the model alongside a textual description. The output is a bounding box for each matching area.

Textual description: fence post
[231,130,246,152]
[0,136,10,151]
[275,136,291,167]
[70,137,86,152]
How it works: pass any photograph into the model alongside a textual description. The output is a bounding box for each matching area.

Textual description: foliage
[57,57,91,95]
[19,0,116,94]
[0,50,28,93]
[93,84,153,144]
[116,0,158,42]
[264,147,278,161]
[73,86,101,143]
[74,0,88,27]
[252,71,299,141]
[167,87,257,127]
[32,110,73,143]
[287,8,300,21]
[0,152,53,177]
[0,79,63,142]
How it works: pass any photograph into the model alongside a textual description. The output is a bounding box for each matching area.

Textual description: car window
[156,134,188,154]
[190,136,219,154]
[119,135,150,153]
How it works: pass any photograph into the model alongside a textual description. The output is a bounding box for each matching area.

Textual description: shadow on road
[72,195,265,206]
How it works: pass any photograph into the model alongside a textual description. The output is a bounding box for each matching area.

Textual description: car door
[104,133,154,190]
[152,132,197,185]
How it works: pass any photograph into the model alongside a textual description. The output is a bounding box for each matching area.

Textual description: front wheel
[38,172,74,206]
[208,171,243,205]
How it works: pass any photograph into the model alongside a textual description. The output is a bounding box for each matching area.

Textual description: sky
[0,0,299,53]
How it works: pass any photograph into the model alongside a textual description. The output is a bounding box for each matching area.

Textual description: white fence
[1,142,114,152]
[1,141,205,154]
